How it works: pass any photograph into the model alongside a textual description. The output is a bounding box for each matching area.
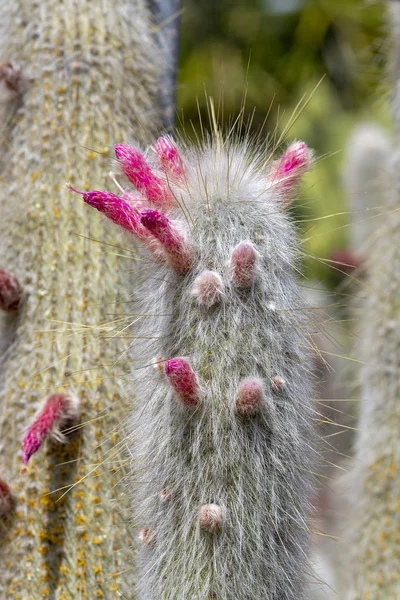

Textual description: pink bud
[0,269,22,311]
[198,504,225,532]
[0,478,15,517]
[192,270,224,307]
[229,242,257,288]
[165,358,201,407]
[236,378,264,415]
[155,137,185,180]
[141,210,193,274]
[115,144,173,207]
[270,141,312,203]
[22,393,80,465]
[271,376,285,392]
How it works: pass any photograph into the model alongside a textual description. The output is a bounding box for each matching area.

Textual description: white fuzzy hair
[126,137,316,599]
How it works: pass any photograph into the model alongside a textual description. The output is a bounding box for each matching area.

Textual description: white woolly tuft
[123,137,317,599]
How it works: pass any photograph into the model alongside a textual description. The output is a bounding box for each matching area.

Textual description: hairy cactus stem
[80,134,316,599]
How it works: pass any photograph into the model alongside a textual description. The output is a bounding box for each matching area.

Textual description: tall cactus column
[78,136,317,598]
[0,1,160,598]
[343,3,400,598]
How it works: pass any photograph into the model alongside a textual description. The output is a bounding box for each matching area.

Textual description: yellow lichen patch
[30,171,39,183]
[76,514,87,526]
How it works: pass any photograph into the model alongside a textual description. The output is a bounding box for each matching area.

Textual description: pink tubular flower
[270,141,312,203]
[165,358,201,407]
[229,242,257,288]
[115,144,174,207]
[155,137,185,180]
[236,378,264,415]
[140,209,193,274]
[69,186,151,240]
[0,269,22,311]
[22,393,80,465]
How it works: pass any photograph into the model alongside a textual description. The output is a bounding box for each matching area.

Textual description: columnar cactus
[79,136,317,598]
[0,0,160,597]
[343,2,400,598]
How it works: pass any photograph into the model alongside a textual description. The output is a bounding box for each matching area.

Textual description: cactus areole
[75,135,316,599]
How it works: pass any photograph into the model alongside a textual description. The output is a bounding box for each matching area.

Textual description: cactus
[0,0,162,597]
[78,135,317,598]
[342,3,400,598]
[343,122,391,258]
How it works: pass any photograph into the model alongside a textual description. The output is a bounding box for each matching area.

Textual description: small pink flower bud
[271,376,285,392]
[236,377,264,415]
[0,478,15,517]
[165,358,201,407]
[140,210,193,274]
[270,141,312,204]
[229,242,257,288]
[22,393,80,465]
[0,269,22,311]
[155,137,185,180]
[139,527,156,546]
[115,144,174,207]
[198,504,225,532]
[192,270,224,307]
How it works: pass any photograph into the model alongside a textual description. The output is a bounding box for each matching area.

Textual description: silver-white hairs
[76,133,317,599]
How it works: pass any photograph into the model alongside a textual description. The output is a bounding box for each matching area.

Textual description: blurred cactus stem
[0,0,161,597]
[343,2,400,598]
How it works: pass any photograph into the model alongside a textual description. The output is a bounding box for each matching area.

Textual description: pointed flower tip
[66,184,85,195]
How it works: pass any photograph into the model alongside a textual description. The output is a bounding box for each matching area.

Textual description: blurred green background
[177,0,388,287]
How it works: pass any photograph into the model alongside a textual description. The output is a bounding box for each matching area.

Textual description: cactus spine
[0,0,160,597]
[79,135,317,598]
[343,3,400,598]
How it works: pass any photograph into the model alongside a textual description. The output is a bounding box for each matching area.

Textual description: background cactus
[342,2,400,598]
[79,134,318,599]
[0,0,162,597]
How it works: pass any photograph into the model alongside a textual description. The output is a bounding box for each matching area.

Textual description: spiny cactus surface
[80,135,317,599]
[0,0,160,597]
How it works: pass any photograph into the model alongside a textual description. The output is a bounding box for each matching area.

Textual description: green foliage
[177,0,387,285]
